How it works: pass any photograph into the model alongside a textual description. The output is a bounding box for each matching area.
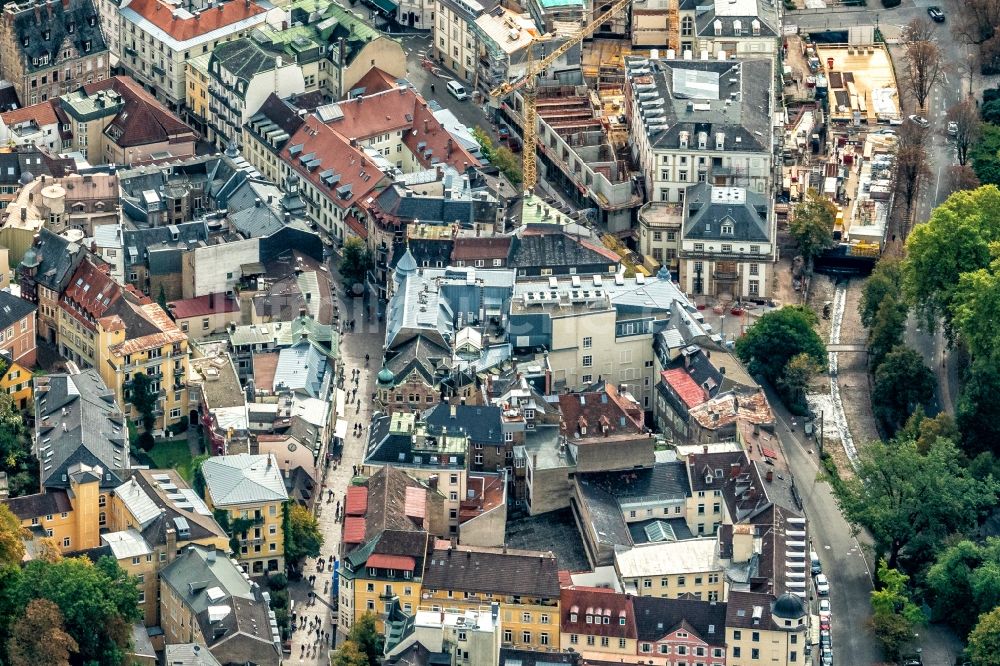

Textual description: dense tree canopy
[833,437,997,570]
[789,190,836,264]
[860,256,905,329]
[870,561,923,661]
[969,607,1000,666]
[284,503,323,565]
[871,347,937,435]
[7,599,78,666]
[0,504,25,568]
[927,539,1000,636]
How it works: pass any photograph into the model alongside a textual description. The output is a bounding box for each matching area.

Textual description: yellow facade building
[726,591,809,666]
[0,358,32,410]
[4,464,102,555]
[614,538,726,602]
[200,454,289,574]
[420,547,561,651]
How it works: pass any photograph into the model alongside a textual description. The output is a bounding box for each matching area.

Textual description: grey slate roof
[7,0,109,74]
[200,453,289,506]
[24,227,87,292]
[577,461,692,501]
[375,184,494,224]
[123,220,210,273]
[423,547,561,598]
[693,0,779,38]
[3,489,71,520]
[682,183,770,242]
[628,57,772,153]
[209,39,284,100]
[509,233,610,270]
[423,403,503,444]
[633,595,728,644]
[33,370,128,490]
[0,288,35,330]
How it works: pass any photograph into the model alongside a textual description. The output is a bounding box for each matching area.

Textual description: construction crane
[488,0,633,192]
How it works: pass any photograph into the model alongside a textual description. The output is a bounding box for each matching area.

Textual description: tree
[472,127,522,187]
[947,99,982,166]
[777,353,819,413]
[284,503,323,565]
[347,613,385,665]
[866,296,908,371]
[898,409,960,455]
[871,347,937,435]
[832,437,997,571]
[191,453,209,497]
[972,123,1000,186]
[157,284,168,313]
[339,237,373,288]
[0,503,26,567]
[957,357,1000,455]
[7,599,78,666]
[860,256,904,328]
[870,560,923,661]
[927,539,1000,635]
[788,190,836,266]
[333,641,370,666]
[952,0,1000,75]
[950,164,982,193]
[129,372,157,434]
[0,389,37,497]
[734,306,826,410]
[903,185,1000,332]
[902,19,944,111]
[969,607,1000,666]
[952,256,1000,363]
[894,121,932,218]
[0,556,141,666]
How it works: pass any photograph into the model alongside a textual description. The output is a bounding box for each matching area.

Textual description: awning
[334,418,349,440]
[367,553,416,571]
[368,0,397,14]
[346,486,369,516]
[344,517,366,544]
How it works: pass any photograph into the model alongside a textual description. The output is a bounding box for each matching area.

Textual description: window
[583,336,592,348]
[600,636,609,647]
[586,636,595,646]
[678,576,686,586]
[721,244,733,253]
[62,537,70,547]
[750,244,760,254]
[569,634,578,644]
[749,280,760,296]
[643,578,652,588]
[521,631,531,644]
[582,374,592,384]
[733,646,741,658]
[752,648,760,659]
[522,612,531,623]
[694,243,704,252]
[641,643,652,653]
[582,355,593,367]
[749,263,759,276]
[503,630,512,642]
[540,614,549,624]
[540,633,549,646]
[751,631,760,642]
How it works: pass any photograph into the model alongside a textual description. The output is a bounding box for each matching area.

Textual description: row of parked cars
[812,551,833,665]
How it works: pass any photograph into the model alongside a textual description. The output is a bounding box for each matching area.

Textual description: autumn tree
[283,503,323,566]
[894,121,931,219]
[950,164,982,193]
[788,189,836,266]
[952,0,1000,75]
[6,599,78,666]
[0,503,26,567]
[947,99,982,166]
[969,607,1000,666]
[902,19,944,111]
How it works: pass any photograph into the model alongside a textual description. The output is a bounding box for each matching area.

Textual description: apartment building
[0,290,36,366]
[421,546,561,651]
[614,538,726,601]
[434,0,491,84]
[384,601,504,664]
[632,595,728,665]
[0,99,64,152]
[0,0,110,107]
[204,37,305,150]
[559,586,638,661]
[678,0,780,58]
[0,355,33,410]
[4,463,101,555]
[160,543,282,665]
[115,0,270,112]
[200,453,289,574]
[726,591,807,666]
[677,183,776,300]
[242,93,304,186]
[626,56,774,204]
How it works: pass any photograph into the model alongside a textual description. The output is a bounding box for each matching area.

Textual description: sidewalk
[285,289,386,665]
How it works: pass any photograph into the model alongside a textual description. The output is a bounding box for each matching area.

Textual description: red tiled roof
[168,292,240,319]
[343,517,366,544]
[558,383,646,439]
[560,587,638,639]
[367,553,416,571]
[452,236,511,261]
[662,368,708,409]
[403,486,425,521]
[323,87,480,171]
[351,67,401,96]
[61,257,124,329]
[124,0,267,42]
[345,213,368,239]
[281,115,385,210]
[0,99,60,128]
[345,486,369,516]
[84,77,197,147]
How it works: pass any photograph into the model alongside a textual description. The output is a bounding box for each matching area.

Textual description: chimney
[450,403,457,419]
[209,292,215,309]
[284,460,290,479]
[765,469,773,483]
[428,475,438,491]
[730,462,741,478]
[703,444,708,454]
[166,527,178,562]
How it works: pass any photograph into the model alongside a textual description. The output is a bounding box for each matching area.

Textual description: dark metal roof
[423,547,561,598]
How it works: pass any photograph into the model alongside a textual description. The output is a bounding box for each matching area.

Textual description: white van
[446,80,468,100]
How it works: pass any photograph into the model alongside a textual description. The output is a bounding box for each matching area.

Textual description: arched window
[681,16,694,36]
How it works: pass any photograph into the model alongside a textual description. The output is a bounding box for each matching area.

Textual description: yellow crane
[488,0,633,192]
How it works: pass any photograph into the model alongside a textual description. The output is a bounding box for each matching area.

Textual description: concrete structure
[168,293,241,341]
[726,591,808,666]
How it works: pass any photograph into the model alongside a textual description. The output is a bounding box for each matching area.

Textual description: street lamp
[719,314,726,341]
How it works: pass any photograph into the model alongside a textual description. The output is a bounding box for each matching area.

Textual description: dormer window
[83,40,91,52]
[705,473,713,484]
[22,36,29,48]
[722,224,733,235]
[68,22,75,34]
[42,29,50,40]
[88,15,97,26]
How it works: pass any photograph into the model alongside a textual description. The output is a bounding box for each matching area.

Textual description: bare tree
[894,122,931,218]
[902,19,943,112]
[952,0,1000,74]
[946,99,982,166]
[948,165,981,193]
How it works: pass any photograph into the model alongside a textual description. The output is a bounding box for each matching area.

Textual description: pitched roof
[33,370,128,490]
[3,489,71,520]
[422,403,503,445]
[362,465,433,542]
[509,232,617,269]
[632,595,727,645]
[350,66,403,96]
[560,587,637,639]
[200,453,289,506]
[81,76,197,147]
[21,227,87,292]
[0,290,35,330]
[615,539,721,578]
[423,547,560,598]
[662,368,708,409]
[321,87,480,171]
[683,183,771,243]
[452,236,511,261]
[558,383,645,440]
[725,590,776,630]
[168,293,240,319]
[281,115,385,210]
[577,461,691,502]
[122,0,268,45]
[245,93,304,153]
[6,0,108,73]
[0,98,60,128]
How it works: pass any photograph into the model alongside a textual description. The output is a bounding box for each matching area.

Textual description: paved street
[285,285,385,664]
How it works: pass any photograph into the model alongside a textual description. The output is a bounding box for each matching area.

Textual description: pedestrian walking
[430,83,435,93]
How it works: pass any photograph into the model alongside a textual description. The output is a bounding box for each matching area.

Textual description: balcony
[714,271,739,281]
[151,64,165,77]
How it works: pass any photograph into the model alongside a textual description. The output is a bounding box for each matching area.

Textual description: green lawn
[147,439,195,483]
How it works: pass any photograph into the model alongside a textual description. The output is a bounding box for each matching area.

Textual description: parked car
[927,6,945,22]
[908,114,930,128]
[446,80,468,100]
[815,573,830,595]
[947,121,959,136]
[811,551,822,575]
